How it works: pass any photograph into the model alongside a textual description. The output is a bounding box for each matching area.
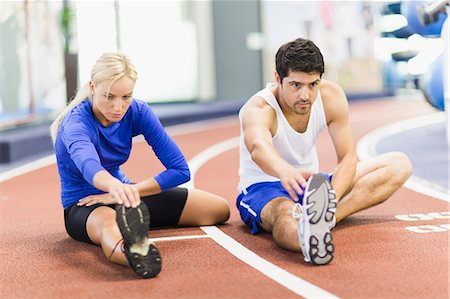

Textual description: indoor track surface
[1,96,448,299]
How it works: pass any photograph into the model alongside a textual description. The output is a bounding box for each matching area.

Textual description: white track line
[149,235,210,242]
[186,137,339,298]
[356,112,449,202]
[202,226,338,299]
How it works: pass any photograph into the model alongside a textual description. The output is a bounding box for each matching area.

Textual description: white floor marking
[404,224,450,233]
[356,112,449,202]
[150,234,210,242]
[395,211,450,221]
[201,226,339,299]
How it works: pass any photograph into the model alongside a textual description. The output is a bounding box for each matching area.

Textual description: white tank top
[238,83,327,192]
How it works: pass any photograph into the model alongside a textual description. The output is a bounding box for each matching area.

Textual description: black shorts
[64,187,188,245]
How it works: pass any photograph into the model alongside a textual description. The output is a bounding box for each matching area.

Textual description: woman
[50,52,230,278]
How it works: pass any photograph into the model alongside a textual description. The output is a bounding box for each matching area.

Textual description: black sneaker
[115,202,162,278]
[296,174,336,265]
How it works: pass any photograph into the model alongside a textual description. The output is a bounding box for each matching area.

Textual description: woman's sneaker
[296,174,336,265]
[116,202,162,278]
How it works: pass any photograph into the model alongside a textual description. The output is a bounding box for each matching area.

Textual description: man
[236,38,412,265]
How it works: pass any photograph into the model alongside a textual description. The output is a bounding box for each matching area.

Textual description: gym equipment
[387,2,402,14]
[381,26,415,38]
[401,0,447,37]
[417,0,449,25]
[418,0,449,144]
[421,54,444,111]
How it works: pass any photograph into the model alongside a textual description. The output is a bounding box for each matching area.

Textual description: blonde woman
[50,53,230,278]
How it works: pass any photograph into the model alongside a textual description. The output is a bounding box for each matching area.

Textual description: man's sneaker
[329,215,337,230]
[116,202,162,278]
[296,173,336,265]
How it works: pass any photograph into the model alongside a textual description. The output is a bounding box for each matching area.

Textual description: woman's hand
[77,182,140,208]
[91,170,141,208]
[107,181,141,208]
[77,193,116,207]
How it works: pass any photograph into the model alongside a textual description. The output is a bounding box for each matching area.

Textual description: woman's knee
[86,207,117,245]
[209,195,231,224]
[180,190,230,226]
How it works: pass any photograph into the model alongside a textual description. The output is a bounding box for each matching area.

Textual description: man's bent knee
[264,197,294,215]
[389,151,413,184]
[260,197,294,232]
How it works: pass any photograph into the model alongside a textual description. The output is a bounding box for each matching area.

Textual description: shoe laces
[108,238,124,260]
[293,202,311,262]
[291,202,302,219]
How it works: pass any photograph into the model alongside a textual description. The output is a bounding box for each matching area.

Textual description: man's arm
[242,98,313,201]
[321,81,357,201]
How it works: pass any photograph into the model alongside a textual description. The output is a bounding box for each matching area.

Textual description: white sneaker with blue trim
[294,173,337,265]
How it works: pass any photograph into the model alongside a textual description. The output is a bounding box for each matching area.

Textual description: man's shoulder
[249,96,271,108]
[241,96,276,118]
[319,79,345,101]
[319,79,349,123]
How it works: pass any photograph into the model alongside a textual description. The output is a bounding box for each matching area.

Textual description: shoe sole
[304,174,336,265]
[116,202,162,278]
[125,242,162,278]
[116,202,150,246]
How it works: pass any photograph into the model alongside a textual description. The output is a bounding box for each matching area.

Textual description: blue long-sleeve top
[55,99,190,209]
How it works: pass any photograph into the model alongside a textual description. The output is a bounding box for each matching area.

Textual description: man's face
[276,70,321,116]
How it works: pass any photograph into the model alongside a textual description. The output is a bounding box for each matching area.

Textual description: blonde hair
[50,52,137,143]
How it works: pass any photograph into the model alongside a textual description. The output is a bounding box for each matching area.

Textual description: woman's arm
[135,105,190,196]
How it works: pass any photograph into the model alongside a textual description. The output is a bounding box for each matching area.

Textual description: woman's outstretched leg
[178,189,230,226]
[86,206,128,265]
[86,204,161,278]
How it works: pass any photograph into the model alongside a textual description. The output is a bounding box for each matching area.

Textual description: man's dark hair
[275,38,325,83]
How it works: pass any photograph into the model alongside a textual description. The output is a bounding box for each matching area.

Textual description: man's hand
[279,167,314,201]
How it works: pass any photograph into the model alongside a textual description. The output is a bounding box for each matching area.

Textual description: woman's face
[90,76,135,126]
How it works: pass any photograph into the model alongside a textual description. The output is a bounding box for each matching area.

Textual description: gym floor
[0,94,448,299]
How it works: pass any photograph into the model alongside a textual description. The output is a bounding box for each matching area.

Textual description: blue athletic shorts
[236,173,332,235]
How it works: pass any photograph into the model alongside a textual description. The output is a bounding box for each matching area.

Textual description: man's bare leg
[260,197,300,251]
[336,152,412,222]
[259,174,335,265]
